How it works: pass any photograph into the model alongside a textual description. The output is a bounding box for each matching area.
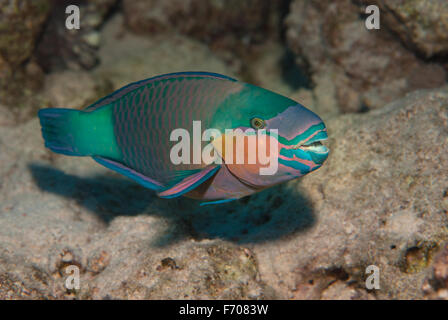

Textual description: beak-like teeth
[290,139,329,154]
[291,139,324,150]
[299,141,323,150]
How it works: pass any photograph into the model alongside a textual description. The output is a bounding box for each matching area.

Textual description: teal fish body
[38,72,329,204]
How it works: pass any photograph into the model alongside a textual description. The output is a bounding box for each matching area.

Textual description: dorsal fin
[85,72,237,112]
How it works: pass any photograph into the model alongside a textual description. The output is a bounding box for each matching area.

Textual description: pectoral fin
[157,165,221,198]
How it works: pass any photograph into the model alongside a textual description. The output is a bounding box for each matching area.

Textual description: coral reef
[286,0,446,112]
[1,83,446,298]
[122,0,280,51]
[0,0,51,108]
[35,0,118,72]
[363,0,448,58]
[0,0,447,300]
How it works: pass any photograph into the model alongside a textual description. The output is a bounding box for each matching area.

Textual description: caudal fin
[38,108,87,156]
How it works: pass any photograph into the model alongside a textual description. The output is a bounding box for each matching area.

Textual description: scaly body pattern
[38,72,329,205]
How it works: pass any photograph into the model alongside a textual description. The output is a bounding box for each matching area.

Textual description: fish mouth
[293,137,329,166]
[289,134,329,154]
[294,139,329,154]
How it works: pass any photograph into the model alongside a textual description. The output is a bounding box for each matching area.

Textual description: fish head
[264,103,329,182]
[211,86,329,188]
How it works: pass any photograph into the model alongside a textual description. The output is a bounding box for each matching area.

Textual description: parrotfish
[38,72,329,205]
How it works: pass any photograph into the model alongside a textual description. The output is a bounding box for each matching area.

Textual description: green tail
[38,107,121,158]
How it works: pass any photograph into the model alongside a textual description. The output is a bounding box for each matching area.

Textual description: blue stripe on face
[278,158,311,174]
[280,142,328,168]
[280,148,312,161]
[275,123,326,146]
[265,104,324,142]
[309,151,328,165]
[303,130,328,145]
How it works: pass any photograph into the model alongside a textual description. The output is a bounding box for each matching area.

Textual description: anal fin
[200,198,237,206]
[93,156,163,191]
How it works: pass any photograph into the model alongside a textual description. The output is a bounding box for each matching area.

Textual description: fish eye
[250,117,265,130]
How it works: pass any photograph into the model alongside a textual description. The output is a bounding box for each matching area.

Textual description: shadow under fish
[29,163,316,246]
